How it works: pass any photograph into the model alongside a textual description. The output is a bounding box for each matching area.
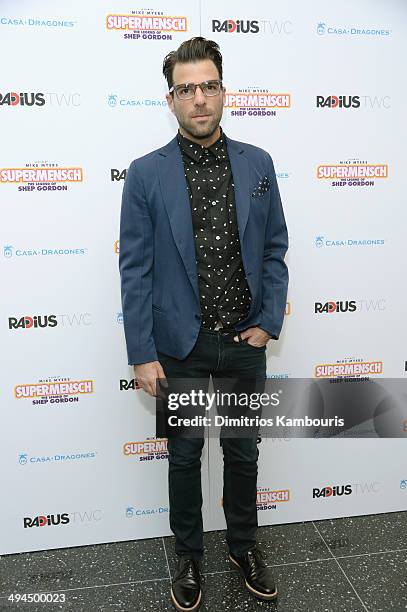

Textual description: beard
[175,105,223,141]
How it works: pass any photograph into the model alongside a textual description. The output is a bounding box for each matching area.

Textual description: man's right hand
[134,361,167,397]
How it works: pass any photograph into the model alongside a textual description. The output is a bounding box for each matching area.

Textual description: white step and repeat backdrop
[1,0,406,555]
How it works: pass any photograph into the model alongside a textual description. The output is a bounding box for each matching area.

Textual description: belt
[200,323,241,340]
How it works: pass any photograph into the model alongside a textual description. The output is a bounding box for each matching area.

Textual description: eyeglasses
[169,80,223,100]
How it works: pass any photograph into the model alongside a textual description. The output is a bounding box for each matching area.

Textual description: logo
[0,91,81,107]
[315,299,385,313]
[225,88,291,118]
[114,240,120,254]
[315,300,357,314]
[123,438,168,461]
[257,487,290,510]
[23,513,70,528]
[285,302,291,315]
[401,480,407,489]
[314,359,383,379]
[316,95,391,110]
[315,235,385,248]
[117,312,124,324]
[57,313,92,327]
[119,378,141,390]
[0,17,76,28]
[4,245,86,258]
[107,11,188,41]
[19,451,97,465]
[8,315,57,330]
[313,485,352,498]
[111,168,127,181]
[316,22,390,36]
[14,377,94,405]
[276,171,291,180]
[212,19,293,35]
[312,537,349,551]
[107,94,166,108]
[0,92,45,106]
[125,505,169,517]
[0,163,83,192]
[316,95,360,109]
[212,19,260,33]
[8,313,91,329]
[44,92,81,107]
[317,160,388,187]
[267,373,290,379]
[353,481,380,495]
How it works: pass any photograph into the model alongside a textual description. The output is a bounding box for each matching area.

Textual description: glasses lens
[202,81,221,96]
[176,85,195,100]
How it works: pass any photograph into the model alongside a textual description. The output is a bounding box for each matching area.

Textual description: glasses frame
[169,79,223,100]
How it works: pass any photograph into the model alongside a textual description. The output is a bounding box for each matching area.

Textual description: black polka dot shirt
[177,129,251,330]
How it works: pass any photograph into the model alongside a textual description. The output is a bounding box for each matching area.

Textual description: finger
[140,381,150,395]
[146,381,156,397]
[234,330,250,342]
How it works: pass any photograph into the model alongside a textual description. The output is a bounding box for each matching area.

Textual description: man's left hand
[233,326,271,347]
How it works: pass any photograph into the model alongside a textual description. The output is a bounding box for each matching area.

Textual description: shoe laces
[177,558,203,580]
[247,545,267,567]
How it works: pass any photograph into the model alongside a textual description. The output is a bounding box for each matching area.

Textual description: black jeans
[157,326,267,561]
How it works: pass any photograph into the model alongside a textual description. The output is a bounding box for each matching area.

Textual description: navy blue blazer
[119,134,289,365]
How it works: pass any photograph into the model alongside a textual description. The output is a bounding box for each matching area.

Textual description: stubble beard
[177,106,223,142]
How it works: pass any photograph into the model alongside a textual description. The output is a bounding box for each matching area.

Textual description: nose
[193,85,206,106]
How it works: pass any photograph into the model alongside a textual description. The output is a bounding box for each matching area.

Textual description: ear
[166,93,175,114]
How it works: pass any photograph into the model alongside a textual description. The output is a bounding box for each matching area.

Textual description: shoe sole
[229,554,278,601]
[170,587,202,612]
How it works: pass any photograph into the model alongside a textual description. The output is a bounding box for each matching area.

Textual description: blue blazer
[119,134,289,365]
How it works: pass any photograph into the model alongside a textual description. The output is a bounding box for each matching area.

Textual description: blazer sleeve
[258,155,289,340]
[119,160,158,365]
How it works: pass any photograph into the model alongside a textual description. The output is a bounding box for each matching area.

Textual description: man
[119,37,288,611]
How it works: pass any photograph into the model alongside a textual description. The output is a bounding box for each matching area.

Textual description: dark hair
[162,37,223,89]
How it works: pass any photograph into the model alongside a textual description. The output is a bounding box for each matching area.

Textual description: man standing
[119,37,288,611]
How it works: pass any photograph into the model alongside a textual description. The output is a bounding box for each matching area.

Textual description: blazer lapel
[225,136,250,241]
[157,137,200,303]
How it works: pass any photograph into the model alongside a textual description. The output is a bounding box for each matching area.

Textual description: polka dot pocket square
[251,175,271,198]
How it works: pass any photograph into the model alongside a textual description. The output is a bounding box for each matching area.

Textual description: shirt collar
[177,127,227,163]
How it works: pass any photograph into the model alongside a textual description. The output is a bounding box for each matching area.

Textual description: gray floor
[1,511,406,611]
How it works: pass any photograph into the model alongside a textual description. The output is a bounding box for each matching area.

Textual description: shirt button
[215,236,220,240]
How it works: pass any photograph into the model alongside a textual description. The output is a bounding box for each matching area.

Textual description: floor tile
[338,550,407,612]
[313,511,407,557]
[0,538,168,598]
[257,521,331,564]
[164,520,330,576]
[0,579,172,611]
[201,559,367,612]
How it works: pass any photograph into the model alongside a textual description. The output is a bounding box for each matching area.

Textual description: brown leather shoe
[170,557,203,611]
[229,546,278,600]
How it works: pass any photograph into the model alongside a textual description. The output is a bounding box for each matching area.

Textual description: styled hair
[162,37,223,89]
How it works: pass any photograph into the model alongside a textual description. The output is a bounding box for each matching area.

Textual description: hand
[233,326,271,348]
[133,361,167,397]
